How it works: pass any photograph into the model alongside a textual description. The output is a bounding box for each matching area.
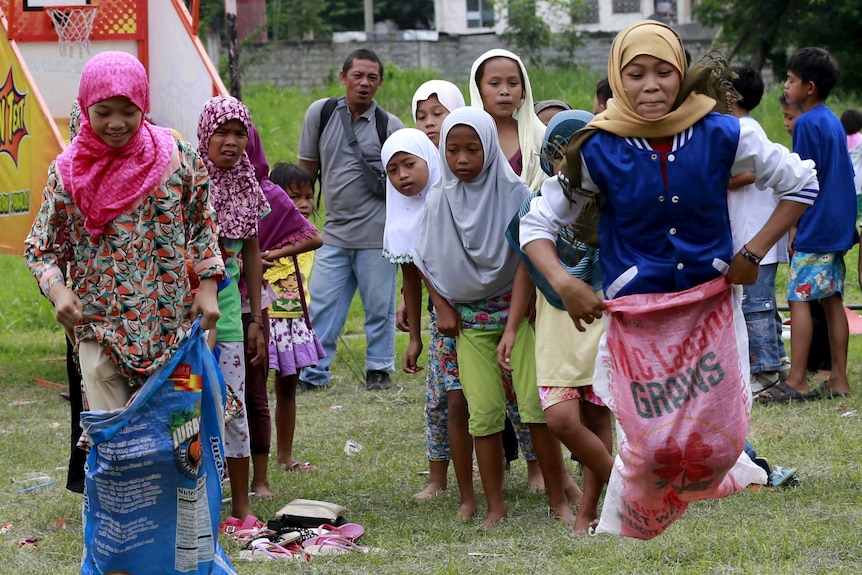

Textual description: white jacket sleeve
[731,122,819,205]
[519,157,601,248]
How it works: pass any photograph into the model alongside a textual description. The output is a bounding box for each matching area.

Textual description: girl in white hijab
[412,80,466,147]
[413,107,573,528]
[382,127,440,347]
[469,49,547,191]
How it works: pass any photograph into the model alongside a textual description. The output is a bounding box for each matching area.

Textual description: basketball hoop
[46,5,99,58]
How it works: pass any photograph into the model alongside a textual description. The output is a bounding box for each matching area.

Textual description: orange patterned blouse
[25,139,224,382]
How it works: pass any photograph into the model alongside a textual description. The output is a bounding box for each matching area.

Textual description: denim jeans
[300,244,397,386]
[741,263,787,373]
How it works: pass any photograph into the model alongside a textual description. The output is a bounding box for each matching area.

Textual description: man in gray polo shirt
[298,48,404,390]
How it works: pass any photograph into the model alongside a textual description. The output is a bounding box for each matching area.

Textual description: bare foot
[564,482,583,507]
[456,500,477,521]
[551,503,577,527]
[526,460,545,492]
[251,481,278,500]
[479,510,506,529]
[824,375,851,395]
[413,482,445,501]
[573,507,598,535]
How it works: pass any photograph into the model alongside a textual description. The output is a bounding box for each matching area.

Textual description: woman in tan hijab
[518,20,819,538]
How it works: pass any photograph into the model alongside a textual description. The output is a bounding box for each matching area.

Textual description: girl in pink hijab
[24,50,225,569]
[25,50,224,410]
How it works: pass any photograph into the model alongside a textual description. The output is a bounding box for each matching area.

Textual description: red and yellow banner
[0,20,64,255]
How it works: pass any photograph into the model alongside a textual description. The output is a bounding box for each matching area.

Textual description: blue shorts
[787,251,845,301]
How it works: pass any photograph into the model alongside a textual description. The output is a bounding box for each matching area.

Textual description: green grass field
[2,66,862,573]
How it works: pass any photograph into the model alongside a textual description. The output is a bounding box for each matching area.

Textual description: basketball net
[46,6,99,58]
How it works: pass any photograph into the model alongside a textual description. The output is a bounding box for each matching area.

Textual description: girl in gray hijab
[413,107,576,528]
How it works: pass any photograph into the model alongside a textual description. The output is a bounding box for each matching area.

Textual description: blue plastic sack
[80,320,237,575]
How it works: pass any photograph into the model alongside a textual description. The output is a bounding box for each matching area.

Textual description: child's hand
[787,226,797,255]
[435,302,462,338]
[395,296,410,332]
[191,278,221,330]
[260,250,278,270]
[403,340,424,374]
[246,321,267,366]
[496,330,516,371]
[557,277,605,331]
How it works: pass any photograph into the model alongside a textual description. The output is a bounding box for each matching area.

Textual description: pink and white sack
[592,276,766,539]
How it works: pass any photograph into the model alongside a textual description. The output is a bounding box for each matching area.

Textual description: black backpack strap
[374,106,388,145]
[318,97,341,141]
[314,97,340,209]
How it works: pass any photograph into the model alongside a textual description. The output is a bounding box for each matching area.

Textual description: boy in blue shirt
[761,47,857,402]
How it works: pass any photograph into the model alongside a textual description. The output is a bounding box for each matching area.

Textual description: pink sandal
[302,535,371,556]
[315,522,364,541]
[219,515,272,544]
[239,539,309,561]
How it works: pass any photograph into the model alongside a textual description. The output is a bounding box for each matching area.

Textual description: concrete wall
[235,24,716,91]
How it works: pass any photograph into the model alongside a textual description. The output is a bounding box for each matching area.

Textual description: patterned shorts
[216,341,250,459]
[539,385,605,411]
[787,251,845,301]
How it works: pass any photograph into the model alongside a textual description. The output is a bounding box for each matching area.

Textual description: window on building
[572,0,600,24]
[467,0,494,28]
[654,0,677,22]
[612,0,641,13]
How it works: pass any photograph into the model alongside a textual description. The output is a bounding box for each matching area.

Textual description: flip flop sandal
[220,515,272,544]
[303,536,373,556]
[315,522,364,541]
[238,539,309,561]
[285,461,318,472]
[756,382,818,404]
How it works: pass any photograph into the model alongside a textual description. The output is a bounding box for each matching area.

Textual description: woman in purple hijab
[242,125,321,497]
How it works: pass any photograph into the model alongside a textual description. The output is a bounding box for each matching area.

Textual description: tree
[323,0,434,32]
[498,0,551,67]
[497,0,590,69]
[203,0,435,41]
[695,0,862,93]
[268,0,328,40]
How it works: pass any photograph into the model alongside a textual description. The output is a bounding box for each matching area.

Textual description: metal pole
[226,0,241,98]
[364,0,373,37]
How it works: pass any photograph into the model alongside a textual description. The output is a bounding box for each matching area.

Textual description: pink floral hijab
[55,51,175,237]
[197,96,270,239]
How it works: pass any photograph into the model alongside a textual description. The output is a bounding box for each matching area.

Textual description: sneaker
[750,371,780,395]
[778,357,791,382]
[365,370,391,391]
[768,466,799,488]
[297,379,325,392]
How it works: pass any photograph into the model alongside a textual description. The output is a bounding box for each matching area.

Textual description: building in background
[435,0,697,36]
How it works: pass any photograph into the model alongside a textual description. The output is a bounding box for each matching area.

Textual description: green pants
[456,321,543,437]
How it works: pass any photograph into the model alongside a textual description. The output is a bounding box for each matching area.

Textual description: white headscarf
[468,49,547,192]
[381,128,440,264]
[411,80,466,124]
[413,108,530,303]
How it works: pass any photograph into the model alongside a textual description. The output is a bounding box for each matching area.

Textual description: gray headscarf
[412,108,530,303]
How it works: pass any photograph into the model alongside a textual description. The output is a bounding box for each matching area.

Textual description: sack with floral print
[592,277,766,539]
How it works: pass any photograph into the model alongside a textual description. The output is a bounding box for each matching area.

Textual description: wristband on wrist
[246,315,265,329]
[739,244,763,265]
